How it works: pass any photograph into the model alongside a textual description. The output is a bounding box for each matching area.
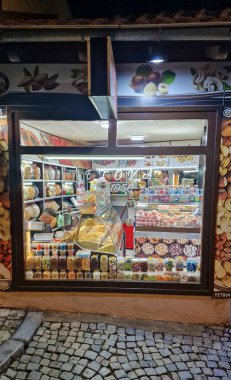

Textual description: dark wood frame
[8,104,221,295]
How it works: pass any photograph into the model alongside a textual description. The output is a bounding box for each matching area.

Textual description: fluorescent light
[96,166,198,171]
[130,135,144,141]
[150,58,165,63]
[46,156,145,160]
[183,170,198,173]
[100,122,109,129]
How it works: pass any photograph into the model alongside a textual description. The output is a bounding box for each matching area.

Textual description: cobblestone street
[1,312,230,380]
[0,309,26,346]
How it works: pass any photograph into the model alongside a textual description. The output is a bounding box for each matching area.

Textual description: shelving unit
[22,158,79,220]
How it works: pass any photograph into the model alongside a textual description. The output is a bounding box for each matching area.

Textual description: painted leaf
[23,68,32,77]
[161,70,176,85]
[48,74,59,82]
[190,67,197,76]
[33,65,39,77]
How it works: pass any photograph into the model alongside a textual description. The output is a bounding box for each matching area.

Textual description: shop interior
[21,118,207,284]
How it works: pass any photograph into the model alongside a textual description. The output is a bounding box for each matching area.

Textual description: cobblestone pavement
[0,308,26,345]
[1,313,231,380]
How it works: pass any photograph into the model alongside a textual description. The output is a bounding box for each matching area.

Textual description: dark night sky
[68,0,231,18]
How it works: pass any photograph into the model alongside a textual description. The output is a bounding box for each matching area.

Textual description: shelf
[24,198,44,204]
[137,202,200,206]
[23,180,43,183]
[110,194,128,196]
[62,194,77,198]
[110,182,127,184]
[135,226,201,233]
[44,180,62,182]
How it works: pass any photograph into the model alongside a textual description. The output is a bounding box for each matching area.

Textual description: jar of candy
[108,272,117,280]
[34,271,42,279]
[93,271,101,280]
[131,260,140,272]
[34,255,42,271]
[51,271,59,279]
[165,258,174,271]
[68,271,76,279]
[60,270,67,279]
[117,259,125,272]
[175,256,184,271]
[84,271,92,279]
[156,258,164,271]
[148,258,156,272]
[124,257,132,271]
[50,251,59,271]
[117,272,125,280]
[42,253,50,271]
[186,259,197,272]
[109,256,117,272]
[25,271,34,279]
[59,252,67,271]
[132,273,140,280]
[76,271,84,279]
[101,272,108,280]
[82,256,90,271]
[67,251,75,271]
[140,260,148,272]
[100,255,108,272]
[91,254,99,271]
[25,255,34,271]
[43,271,51,279]
[75,257,82,271]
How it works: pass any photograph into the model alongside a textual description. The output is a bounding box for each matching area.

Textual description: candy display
[24,185,39,201]
[63,168,76,181]
[63,183,75,195]
[139,185,203,204]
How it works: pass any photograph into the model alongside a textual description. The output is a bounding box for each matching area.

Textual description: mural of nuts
[71,68,88,94]
[17,66,59,92]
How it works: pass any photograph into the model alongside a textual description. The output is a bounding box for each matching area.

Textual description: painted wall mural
[215,110,231,295]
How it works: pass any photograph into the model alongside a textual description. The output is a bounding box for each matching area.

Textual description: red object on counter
[123,224,134,249]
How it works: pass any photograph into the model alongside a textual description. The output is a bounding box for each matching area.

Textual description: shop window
[116,119,208,147]
[22,153,205,285]
[20,120,109,147]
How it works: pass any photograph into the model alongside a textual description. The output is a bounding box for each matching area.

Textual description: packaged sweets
[42,253,50,271]
[51,271,59,279]
[34,271,42,279]
[59,252,67,271]
[124,257,132,271]
[60,270,67,279]
[100,255,108,272]
[76,271,84,279]
[91,254,99,271]
[140,260,148,272]
[82,257,90,271]
[75,257,82,271]
[175,256,184,271]
[108,272,117,280]
[101,272,108,280]
[84,271,92,279]
[186,259,197,272]
[109,256,117,272]
[117,258,125,272]
[148,258,156,272]
[125,272,132,280]
[131,260,140,272]
[117,272,125,280]
[43,271,51,279]
[67,252,75,271]
[25,271,33,279]
[141,273,148,281]
[165,258,174,272]
[93,271,101,280]
[68,271,76,279]
[50,251,58,271]
[25,256,34,271]
[156,258,164,271]
[147,273,156,281]
[34,255,42,271]
[132,273,140,281]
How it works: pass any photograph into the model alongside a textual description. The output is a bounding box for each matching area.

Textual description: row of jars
[25,270,199,282]
[118,257,199,273]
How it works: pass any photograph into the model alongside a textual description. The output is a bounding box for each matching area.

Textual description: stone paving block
[0,339,24,373]
[60,372,74,380]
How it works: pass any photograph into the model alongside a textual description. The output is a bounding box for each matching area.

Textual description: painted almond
[18,76,32,87]
[33,73,49,84]
[43,81,60,91]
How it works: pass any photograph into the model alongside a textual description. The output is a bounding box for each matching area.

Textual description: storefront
[0,23,230,322]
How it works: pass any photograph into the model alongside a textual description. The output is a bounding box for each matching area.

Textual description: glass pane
[22,153,205,284]
[117,119,208,147]
[20,120,108,147]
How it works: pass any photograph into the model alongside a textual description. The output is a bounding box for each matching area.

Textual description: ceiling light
[130,135,145,141]
[100,121,109,129]
[46,156,145,161]
[150,57,165,63]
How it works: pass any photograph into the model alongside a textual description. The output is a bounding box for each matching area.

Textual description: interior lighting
[100,121,109,129]
[150,57,165,63]
[96,166,198,171]
[130,135,145,141]
[45,156,145,161]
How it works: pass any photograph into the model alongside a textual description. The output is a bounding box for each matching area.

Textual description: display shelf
[137,202,200,205]
[62,194,77,198]
[24,198,44,204]
[135,226,201,233]
[24,180,43,183]
[44,180,62,182]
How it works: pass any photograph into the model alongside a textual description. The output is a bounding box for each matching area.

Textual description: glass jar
[82,257,90,271]
[43,271,51,279]
[186,259,197,272]
[67,252,75,271]
[59,252,67,271]
[68,271,76,279]
[60,269,67,279]
[108,272,117,280]
[101,272,108,280]
[25,271,34,279]
[50,251,59,271]
[51,271,59,279]
[156,258,164,271]
[175,256,184,271]
[109,256,117,272]
[34,255,42,271]
[91,254,99,271]
[34,271,42,279]
[42,253,50,271]
[148,258,156,272]
[76,271,84,279]
[117,259,125,272]
[55,167,61,180]
[165,258,174,272]
[93,271,101,280]
[84,271,92,279]
[124,257,132,271]
[100,255,108,272]
[25,256,34,271]
[75,257,82,271]
[23,163,33,179]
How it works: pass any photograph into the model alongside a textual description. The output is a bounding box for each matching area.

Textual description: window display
[22,153,204,285]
